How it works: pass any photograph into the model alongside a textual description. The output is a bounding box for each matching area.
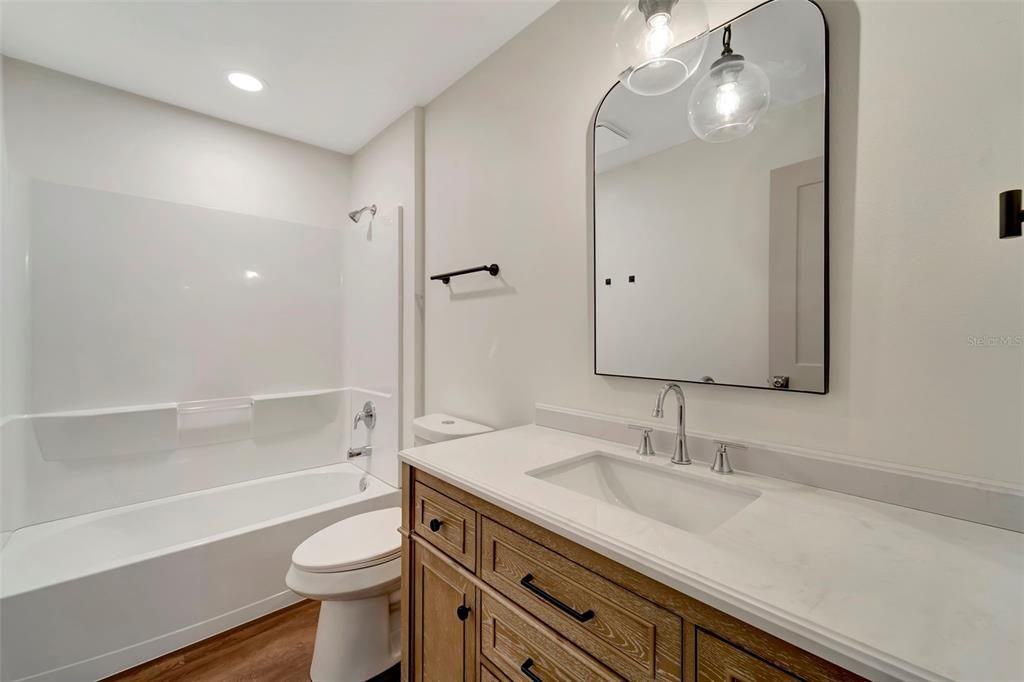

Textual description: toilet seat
[292,507,401,573]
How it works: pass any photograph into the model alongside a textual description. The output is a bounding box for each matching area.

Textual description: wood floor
[106,601,321,682]
[104,600,401,682]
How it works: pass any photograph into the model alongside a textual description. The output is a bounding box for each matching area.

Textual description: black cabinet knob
[428,518,443,532]
[456,604,471,621]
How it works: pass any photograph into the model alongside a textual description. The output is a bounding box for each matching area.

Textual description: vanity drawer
[480,517,681,681]
[480,658,509,682]
[413,483,477,570]
[697,630,799,682]
[480,589,620,682]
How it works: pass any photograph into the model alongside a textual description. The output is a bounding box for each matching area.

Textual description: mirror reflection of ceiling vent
[595,123,629,156]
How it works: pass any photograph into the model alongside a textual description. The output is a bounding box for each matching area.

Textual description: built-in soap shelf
[31,388,345,461]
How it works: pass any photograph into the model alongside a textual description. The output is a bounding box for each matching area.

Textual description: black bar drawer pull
[519,574,595,623]
[520,657,542,682]
[428,518,443,532]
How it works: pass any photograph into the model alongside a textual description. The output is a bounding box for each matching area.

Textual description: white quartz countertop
[399,425,1024,682]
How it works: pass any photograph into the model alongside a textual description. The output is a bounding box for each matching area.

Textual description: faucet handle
[711,441,746,474]
[628,424,656,456]
[353,400,376,430]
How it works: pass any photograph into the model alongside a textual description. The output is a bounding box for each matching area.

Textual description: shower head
[348,204,377,223]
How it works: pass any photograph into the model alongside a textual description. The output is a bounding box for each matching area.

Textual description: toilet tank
[412,414,492,446]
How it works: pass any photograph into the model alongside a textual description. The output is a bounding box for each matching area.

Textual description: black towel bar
[430,264,500,284]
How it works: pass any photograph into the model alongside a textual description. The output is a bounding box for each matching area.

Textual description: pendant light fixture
[615,0,709,97]
[687,24,770,142]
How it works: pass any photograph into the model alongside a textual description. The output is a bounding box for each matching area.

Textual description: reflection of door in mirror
[769,157,825,391]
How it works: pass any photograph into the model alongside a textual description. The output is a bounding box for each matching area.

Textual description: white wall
[0,59,357,530]
[346,109,425,448]
[424,0,1024,485]
[596,95,824,385]
[2,59,351,228]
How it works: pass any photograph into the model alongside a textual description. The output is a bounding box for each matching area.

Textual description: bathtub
[0,463,399,682]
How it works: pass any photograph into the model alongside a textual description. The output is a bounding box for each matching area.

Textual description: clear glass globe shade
[687,57,770,142]
[615,1,709,97]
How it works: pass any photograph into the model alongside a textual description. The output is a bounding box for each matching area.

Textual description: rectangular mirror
[592,0,828,393]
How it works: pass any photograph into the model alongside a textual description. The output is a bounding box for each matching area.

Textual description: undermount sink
[529,452,760,535]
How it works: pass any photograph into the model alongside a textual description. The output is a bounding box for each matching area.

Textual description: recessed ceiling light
[227,72,264,92]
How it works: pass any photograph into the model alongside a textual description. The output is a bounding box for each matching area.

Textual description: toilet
[286,507,403,682]
[287,413,491,682]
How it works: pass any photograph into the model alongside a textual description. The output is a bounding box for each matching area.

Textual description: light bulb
[644,13,674,58]
[714,81,741,116]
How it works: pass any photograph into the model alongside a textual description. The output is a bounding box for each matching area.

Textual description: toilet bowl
[286,507,402,682]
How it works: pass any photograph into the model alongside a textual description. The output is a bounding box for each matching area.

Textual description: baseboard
[535,403,1024,533]
[15,591,303,682]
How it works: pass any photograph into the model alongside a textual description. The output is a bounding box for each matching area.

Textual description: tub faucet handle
[353,401,376,430]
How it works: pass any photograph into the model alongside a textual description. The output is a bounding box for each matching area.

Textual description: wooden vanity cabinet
[400,465,863,682]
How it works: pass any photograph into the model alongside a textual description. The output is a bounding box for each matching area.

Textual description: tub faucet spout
[347,444,373,459]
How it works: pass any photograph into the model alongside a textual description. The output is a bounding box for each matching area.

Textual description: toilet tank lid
[413,413,493,442]
[291,507,401,573]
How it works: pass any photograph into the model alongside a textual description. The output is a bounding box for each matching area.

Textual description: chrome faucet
[353,401,376,430]
[347,444,373,458]
[652,383,691,465]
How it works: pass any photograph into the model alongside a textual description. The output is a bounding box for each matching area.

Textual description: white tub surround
[0,464,399,682]
[400,426,1024,682]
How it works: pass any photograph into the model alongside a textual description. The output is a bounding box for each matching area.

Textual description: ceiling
[0,0,556,154]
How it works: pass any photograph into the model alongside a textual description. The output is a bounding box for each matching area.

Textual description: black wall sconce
[1000,189,1022,239]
